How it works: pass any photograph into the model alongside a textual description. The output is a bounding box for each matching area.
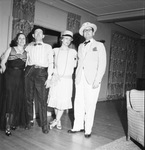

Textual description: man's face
[33,29,44,41]
[83,27,94,40]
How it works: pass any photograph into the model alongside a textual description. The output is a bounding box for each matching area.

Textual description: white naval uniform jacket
[75,39,107,85]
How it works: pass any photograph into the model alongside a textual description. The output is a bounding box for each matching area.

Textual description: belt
[33,65,47,69]
[8,67,24,70]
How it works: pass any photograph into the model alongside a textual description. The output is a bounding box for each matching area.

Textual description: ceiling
[61,0,145,39]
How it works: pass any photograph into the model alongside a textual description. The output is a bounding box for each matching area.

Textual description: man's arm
[93,43,107,88]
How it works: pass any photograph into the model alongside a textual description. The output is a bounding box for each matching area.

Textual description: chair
[126,89,144,147]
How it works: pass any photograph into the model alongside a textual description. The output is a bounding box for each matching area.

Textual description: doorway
[27,25,61,48]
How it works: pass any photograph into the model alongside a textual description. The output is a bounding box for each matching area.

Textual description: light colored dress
[48,48,77,110]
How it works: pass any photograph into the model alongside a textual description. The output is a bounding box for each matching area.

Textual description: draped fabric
[66,12,81,34]
[66,12,81,50]
[141,41,145,78]
[12,0,36,39]
[143,53,145,78]
[107,32,138,100]
[125,39,137,92]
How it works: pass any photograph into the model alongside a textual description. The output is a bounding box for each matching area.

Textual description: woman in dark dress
[0,32,28,136]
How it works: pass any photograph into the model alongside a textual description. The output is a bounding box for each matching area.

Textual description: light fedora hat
[62,30,73,39]
[79,22,97,36]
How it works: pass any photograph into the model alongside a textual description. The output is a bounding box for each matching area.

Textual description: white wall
[0,0,13,56]
[35,1,67,32]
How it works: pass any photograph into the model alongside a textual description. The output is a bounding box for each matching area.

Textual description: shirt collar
[84,38,93,46]
[34,41,43,46]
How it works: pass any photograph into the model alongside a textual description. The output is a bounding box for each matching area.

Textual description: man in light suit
[68,22,107,138]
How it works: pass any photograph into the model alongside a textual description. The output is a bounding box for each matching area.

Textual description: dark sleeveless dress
[0,47,28,129]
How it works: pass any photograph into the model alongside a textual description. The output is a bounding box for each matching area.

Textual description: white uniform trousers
[72,70,101,134]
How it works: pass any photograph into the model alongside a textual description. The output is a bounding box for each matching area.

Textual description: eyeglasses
[83,28,93,33]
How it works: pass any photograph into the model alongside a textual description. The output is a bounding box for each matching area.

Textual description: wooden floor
[0,100,141,150]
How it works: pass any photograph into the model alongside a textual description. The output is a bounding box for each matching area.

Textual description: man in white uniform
[68,22,107,138]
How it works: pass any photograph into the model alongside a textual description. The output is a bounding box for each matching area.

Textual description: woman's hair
[10,32,27,47]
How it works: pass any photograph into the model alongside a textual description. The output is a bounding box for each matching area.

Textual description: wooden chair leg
[126,134,130,141]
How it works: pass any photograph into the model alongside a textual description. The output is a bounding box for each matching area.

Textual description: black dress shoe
[84,134,91,138]
[25,121,32,130]
[11,126,17,130]
[42,125,49,134]
[5,129,12,136]
[67,130,77,133]
[25,125,29,130]
[68,129,85,133]
[30,120,34,126]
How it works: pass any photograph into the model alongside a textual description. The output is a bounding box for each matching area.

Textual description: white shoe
[56,120,62,130]
[49,119,57,129]
[47,112,52,116]
[49,119,56,125]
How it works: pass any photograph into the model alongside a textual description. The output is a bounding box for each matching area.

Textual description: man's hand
[0,68,2,74]
[0,64,6,73]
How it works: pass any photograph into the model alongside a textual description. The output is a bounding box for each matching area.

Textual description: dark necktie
[84,40,90,46]
[34,43,42,46]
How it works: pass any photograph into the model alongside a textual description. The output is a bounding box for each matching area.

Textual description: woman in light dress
[48,30,77,130]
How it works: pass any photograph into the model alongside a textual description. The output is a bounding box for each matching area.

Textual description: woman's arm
[0,47,11,73]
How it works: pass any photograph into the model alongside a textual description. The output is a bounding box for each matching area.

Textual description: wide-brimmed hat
[62,30,73,39]
[79,22,97,36]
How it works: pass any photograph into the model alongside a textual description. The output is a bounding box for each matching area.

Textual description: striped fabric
[126,89,144,147]
[130,89,144,112]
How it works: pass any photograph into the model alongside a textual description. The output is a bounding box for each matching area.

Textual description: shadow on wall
[72,33,85,51]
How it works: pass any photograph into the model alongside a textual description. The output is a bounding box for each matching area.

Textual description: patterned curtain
[66,12,81,34]
[141,40,145,78]
[12,0,36,39]
[125,39,137,92]
[142,53,145,78]
[107,32,138,100]
[66,12,81,49]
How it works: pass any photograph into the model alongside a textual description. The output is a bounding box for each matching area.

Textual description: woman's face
[17,34,26,46]
[62,36,72,46]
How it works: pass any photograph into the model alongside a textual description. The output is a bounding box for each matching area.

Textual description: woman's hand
[45,79,52,89]
[92,80,101,89]
[0,64,6,73]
